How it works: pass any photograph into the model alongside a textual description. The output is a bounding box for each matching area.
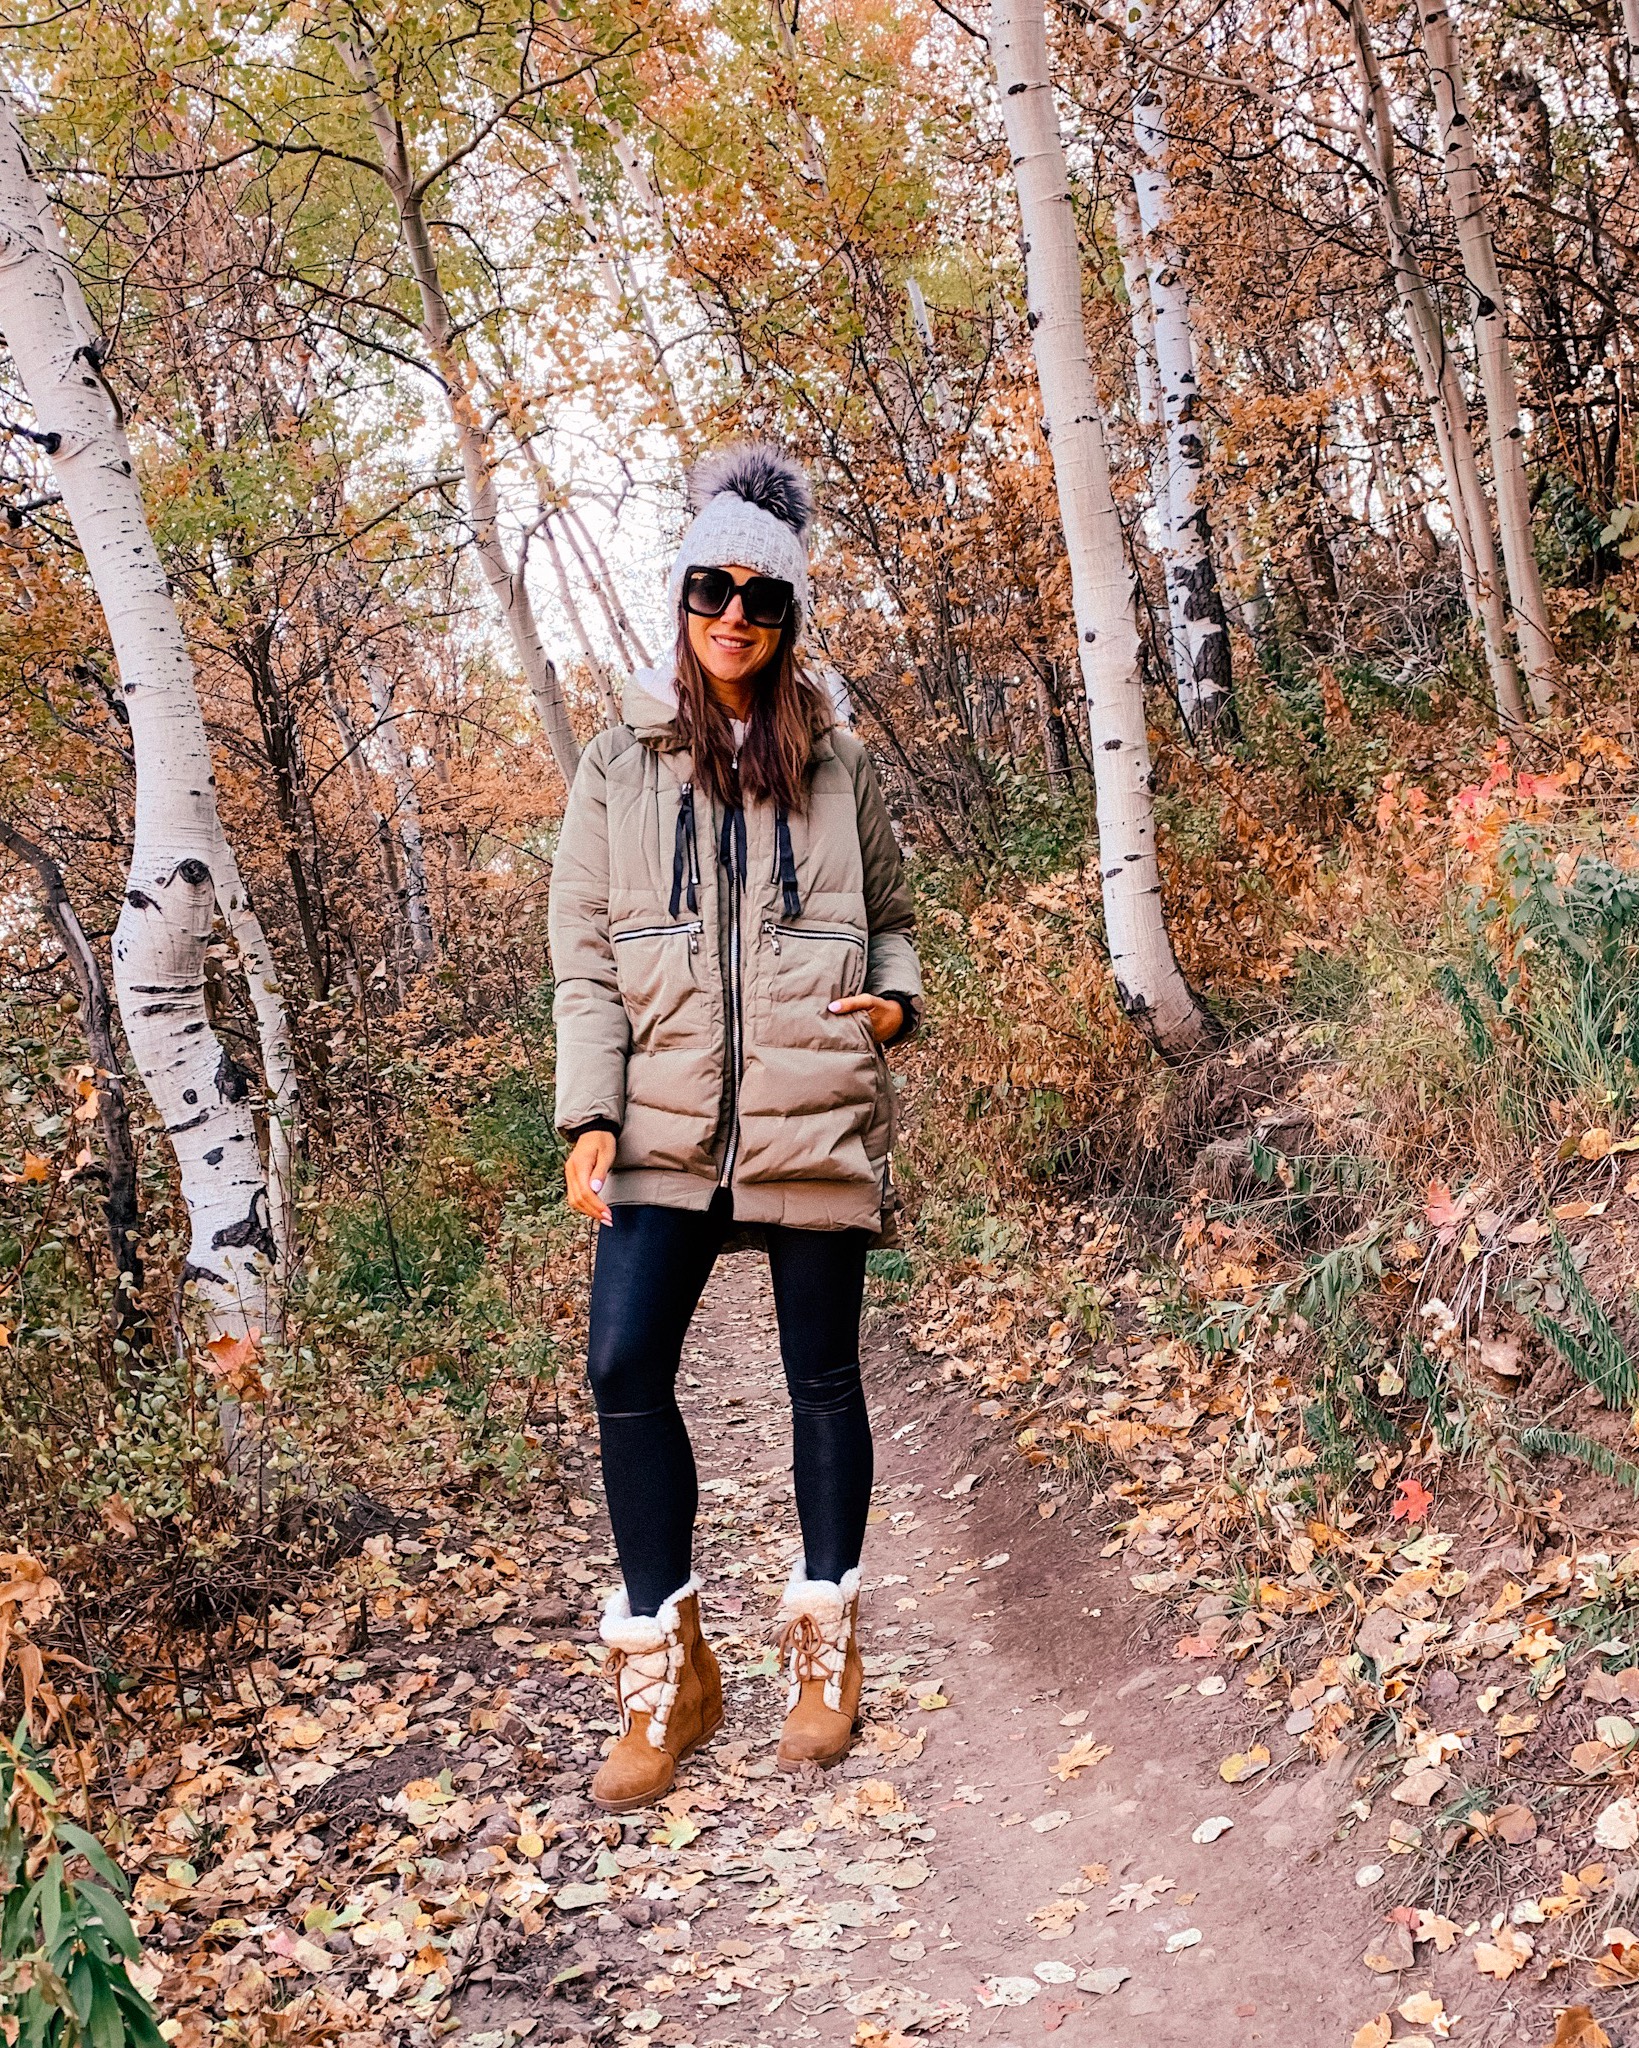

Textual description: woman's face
[686,563,783,690]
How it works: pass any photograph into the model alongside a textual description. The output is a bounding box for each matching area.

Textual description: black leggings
[585,1194,873,1615]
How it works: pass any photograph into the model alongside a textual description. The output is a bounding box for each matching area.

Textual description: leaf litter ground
[104,1239,1639,2047]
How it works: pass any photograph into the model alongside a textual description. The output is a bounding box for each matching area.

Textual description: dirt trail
[457,1253,1391,2046]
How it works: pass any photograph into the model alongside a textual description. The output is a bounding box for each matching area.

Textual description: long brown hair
[672,617,830,812]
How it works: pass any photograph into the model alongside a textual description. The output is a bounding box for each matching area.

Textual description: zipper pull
[689,926,700,955]
[763,919,781,955]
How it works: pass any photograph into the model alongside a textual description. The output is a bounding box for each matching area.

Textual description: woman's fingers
[828,993,903,1043]
[565,1132,616,1225]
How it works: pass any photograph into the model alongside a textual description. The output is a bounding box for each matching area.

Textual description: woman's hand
[565,1129,617,1226]
[829,993,904,1045]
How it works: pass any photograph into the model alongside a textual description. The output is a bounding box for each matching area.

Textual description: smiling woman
[547,443,923,1815]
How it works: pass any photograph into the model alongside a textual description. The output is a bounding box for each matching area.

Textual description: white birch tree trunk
[991,0,1216,1057]
[358,653,437,965]
[319,647,412,977]
[542,515,625,725]
[1112,185,1193,704]
[0,95,274,1337]
[338,39,582,786]
[1126,33,1234,738]
[562,506,655,670]
[1343,0,1527,725]
[1419,0,1557,713]
[213,839,297,1304]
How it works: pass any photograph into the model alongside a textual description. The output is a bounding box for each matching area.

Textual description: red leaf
[1391,1477,1433,1524]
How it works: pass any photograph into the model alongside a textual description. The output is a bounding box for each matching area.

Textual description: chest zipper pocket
[615,921,703,952]
[762,922,865,956]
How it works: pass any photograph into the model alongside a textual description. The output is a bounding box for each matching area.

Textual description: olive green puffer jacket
[548,678,922,1231]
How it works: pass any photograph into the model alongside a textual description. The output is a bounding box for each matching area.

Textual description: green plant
[1527,1228,1639,1410]
[0,1734,164,2048]
[1518,1426,1639,1499]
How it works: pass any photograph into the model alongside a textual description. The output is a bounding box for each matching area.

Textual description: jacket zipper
[721,831,744,1188]
[614,920,702,952]
[761,922,865,955]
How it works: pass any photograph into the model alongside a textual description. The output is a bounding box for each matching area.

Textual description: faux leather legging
[585,1193,873,1616]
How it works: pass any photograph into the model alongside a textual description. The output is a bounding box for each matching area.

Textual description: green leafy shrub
[0,1735,163,2048]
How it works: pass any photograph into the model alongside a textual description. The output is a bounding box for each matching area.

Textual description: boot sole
[591,1708,725,1814]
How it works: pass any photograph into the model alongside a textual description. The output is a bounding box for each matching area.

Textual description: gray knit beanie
[667,443,814,632]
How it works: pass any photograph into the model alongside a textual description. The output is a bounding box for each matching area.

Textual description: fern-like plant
[1526,1227,1639,1410]
[1518,1425,1639,1500]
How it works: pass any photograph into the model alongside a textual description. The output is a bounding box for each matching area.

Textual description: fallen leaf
[1411,1910,1461,1953]
[1549,2007,1612,2047]
[1392,1477,1434,1523]
[1165,1927,1201,1954]
[1191,1816,1233,1843]
[1030,1810,1070,1833]
[1218,1744,1271,1784]
[1050,1735,1112,1781]
[1494,1803,1538,1844]
[1391,1766,1450,1808]
[1351,2021,1391,2048]
[1076,1966,1130,1996]
[1033,1960,1077,1983]
[1399,1991,1446,2025]
[1595,1798,1639,1850]
[1474,1925,1534,1979]
[976,1977,1038,2007]
[98,1494,138,1540]
[1594,1926,1639,1986]
[1363,1921,1417,1974]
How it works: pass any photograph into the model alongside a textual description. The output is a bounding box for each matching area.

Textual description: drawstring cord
[719,803,747,883]
[668,782,700,919]
[775,806,803,921]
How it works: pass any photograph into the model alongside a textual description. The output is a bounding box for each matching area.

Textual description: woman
[548,445,921,1813]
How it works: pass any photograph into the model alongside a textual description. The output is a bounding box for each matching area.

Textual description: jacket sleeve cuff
[878,992,920,1048]
[562,1116,622,1142]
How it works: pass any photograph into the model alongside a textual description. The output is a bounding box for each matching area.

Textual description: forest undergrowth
[16,646,1639,2041]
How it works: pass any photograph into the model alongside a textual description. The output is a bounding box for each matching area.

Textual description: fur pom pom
[686,442,813,538]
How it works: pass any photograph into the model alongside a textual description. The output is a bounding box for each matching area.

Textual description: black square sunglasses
[682,564,794,630]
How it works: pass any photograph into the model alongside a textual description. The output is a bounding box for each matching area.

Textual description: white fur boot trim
[600,1578,699,1747]
[777,1561,860,1713]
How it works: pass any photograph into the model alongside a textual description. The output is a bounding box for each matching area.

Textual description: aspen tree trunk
[338,39,582,785]
[0,96,275,1337]
[562,506,654,670]
[1344,0,1528,724]
[542,515,625,725]
[551,132,686,441]
[1112,186,1192,704]
[0,821,144,1329]
[991,0,1217,1056]
[1419,0,1557,713]
[319,650,412,967]
[213,840,297,1298]
[1126,30,1234,738]
[358,654,437,965]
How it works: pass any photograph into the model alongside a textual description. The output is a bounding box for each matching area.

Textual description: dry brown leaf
[1050,1734,1113,1780]
[1363,1921,1417,1974]
[1399,1990,1446,2024]
[1548,2008,1611,2047]
[1350,2019,1391,2048]
[1218,1744,1271,1784]
[1474,1924,1534,1979]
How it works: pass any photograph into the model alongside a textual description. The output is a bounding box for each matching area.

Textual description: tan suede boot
[775,1563,863,1772]
[591,1579,723,1813]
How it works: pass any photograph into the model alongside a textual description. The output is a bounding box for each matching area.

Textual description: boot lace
[605,1639,682,1746]
[779,1609,849,1713]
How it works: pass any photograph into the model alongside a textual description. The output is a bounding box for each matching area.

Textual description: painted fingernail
[828,1001,841,1011]
[591,1177,603,1192]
